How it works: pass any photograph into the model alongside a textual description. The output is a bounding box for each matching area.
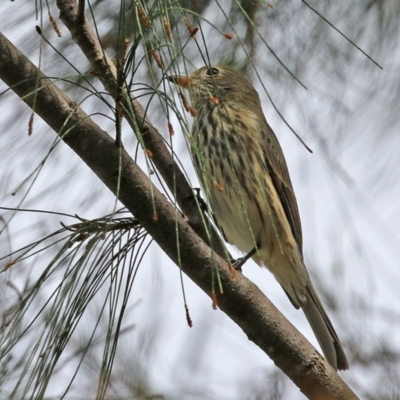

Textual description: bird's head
[167,65,260,112]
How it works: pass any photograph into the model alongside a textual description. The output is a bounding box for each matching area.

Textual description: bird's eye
[205,67,220,77]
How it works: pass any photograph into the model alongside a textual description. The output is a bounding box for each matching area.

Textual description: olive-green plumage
[168,65,348,371]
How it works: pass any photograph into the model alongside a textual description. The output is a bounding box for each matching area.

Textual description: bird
[167,65,349,371]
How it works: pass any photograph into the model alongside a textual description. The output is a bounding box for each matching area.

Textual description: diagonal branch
[0,32,358,400]
[55,0,227,258]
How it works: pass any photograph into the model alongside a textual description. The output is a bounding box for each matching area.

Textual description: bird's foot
[231,257,246,271]
[230,247,258,271]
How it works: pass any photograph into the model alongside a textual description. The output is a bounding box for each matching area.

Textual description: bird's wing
[261,121,303,254]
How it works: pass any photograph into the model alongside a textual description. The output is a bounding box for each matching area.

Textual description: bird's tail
[302,282,349,371]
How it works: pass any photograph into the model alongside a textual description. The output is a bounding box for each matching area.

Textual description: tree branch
[55,0,227,258]
[0,31,358,400]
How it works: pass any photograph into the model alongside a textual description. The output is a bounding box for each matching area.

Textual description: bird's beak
[167,74,192,89]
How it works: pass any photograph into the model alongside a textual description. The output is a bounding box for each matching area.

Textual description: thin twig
[302,1,383,69]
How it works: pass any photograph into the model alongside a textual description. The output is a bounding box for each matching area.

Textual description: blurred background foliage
[1,0,400,398]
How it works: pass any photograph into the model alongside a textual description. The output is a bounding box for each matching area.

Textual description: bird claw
[231,257,246,271]
[230,247,258,271]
